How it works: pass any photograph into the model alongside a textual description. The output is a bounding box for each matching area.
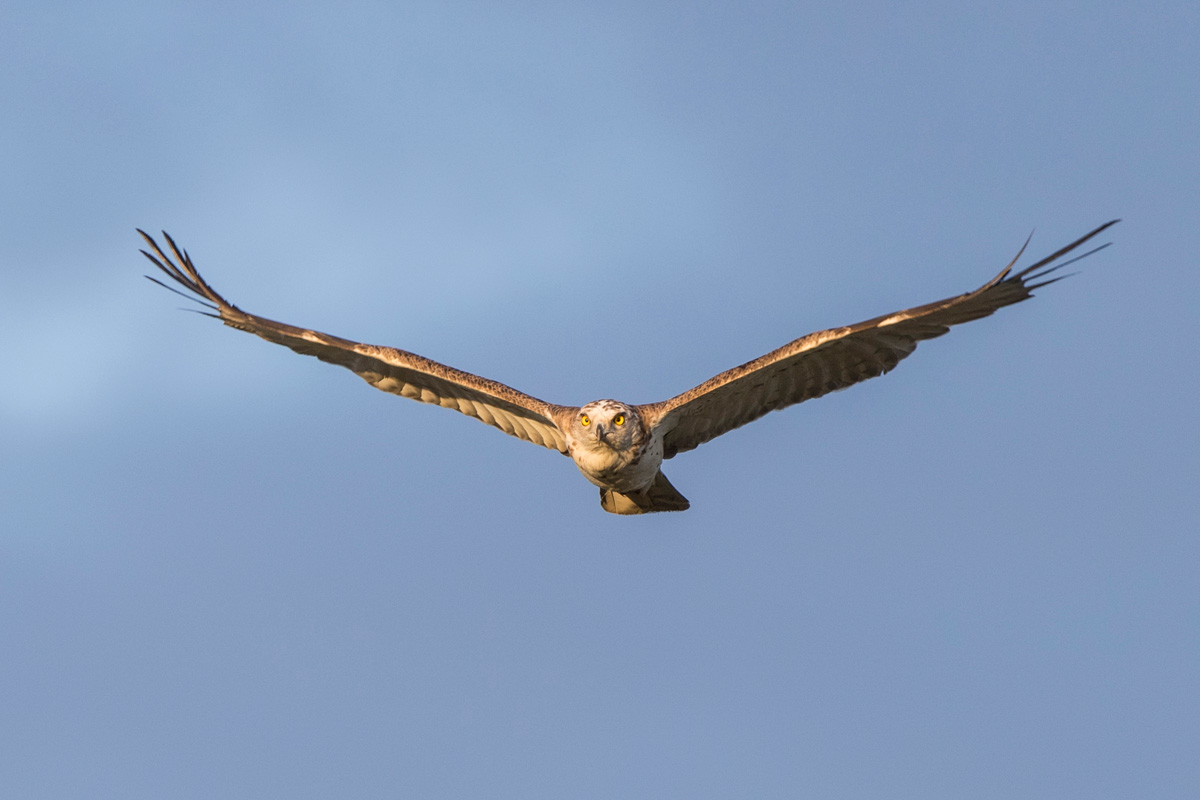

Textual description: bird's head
[572,399,644,452]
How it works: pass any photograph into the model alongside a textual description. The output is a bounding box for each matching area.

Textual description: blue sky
[2,2,1197,797]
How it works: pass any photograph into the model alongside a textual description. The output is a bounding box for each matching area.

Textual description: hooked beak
[595,423,608,443]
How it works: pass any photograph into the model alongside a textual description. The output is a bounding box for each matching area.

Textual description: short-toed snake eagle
[142,220,1116,514]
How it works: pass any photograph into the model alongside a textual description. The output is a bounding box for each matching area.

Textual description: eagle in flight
[142,220,1117,514]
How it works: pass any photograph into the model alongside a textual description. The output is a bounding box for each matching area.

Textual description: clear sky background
[2,2,1197,798]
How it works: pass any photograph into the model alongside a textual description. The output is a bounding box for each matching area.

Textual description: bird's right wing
[638,220,1118,458]
[141,231,573,453]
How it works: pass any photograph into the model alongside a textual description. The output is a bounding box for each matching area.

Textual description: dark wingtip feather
[180,308,222,319]
[1021,241,1113,286]
[1009,219,1119,289]
[138,228,237,312]
[144,275,218,309]
[1025,271,1079,291]
[994,229,1035,284]
[161,230,186,265]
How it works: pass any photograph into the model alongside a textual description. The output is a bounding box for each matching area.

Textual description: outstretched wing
[141,230,572,452]
[638,220,1118,458]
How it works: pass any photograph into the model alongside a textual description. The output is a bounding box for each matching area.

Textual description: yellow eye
[580,414,590,426]
[613,414,625,426]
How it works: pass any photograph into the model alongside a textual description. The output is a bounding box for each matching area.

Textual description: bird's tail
[599,471,691,515]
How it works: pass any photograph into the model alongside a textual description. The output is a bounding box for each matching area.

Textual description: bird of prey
[141,220,1117,514]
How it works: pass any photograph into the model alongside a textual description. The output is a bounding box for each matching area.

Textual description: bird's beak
[595,423,607,442]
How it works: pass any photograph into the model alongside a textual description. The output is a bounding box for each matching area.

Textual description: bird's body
[559,399,682,513]
[141,221,1117,514]
[565,400,657,493]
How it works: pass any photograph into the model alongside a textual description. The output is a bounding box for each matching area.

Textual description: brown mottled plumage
[141,220,1117,515]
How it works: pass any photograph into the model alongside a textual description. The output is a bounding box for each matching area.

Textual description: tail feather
[599,471,690,515]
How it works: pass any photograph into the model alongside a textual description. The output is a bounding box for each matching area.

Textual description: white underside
[567,430,665,494]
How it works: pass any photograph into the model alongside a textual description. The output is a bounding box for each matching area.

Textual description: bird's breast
[567,433,664,493]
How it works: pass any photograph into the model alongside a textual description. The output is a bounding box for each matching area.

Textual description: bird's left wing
[637,220,1118,458]
[140,231,572,452]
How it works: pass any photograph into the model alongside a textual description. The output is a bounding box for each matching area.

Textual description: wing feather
[639,220,1118,458]
[140,230,571,453]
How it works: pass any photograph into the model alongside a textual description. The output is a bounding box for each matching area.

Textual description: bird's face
[574,400,643,452]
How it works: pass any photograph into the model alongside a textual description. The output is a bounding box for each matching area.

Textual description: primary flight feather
[141,220,1117,514]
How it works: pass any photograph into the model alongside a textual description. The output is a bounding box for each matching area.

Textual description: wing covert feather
[638,220,1118,458]
[140,230,571,453]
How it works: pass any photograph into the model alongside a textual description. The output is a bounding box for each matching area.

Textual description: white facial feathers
[574,399,643,451]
